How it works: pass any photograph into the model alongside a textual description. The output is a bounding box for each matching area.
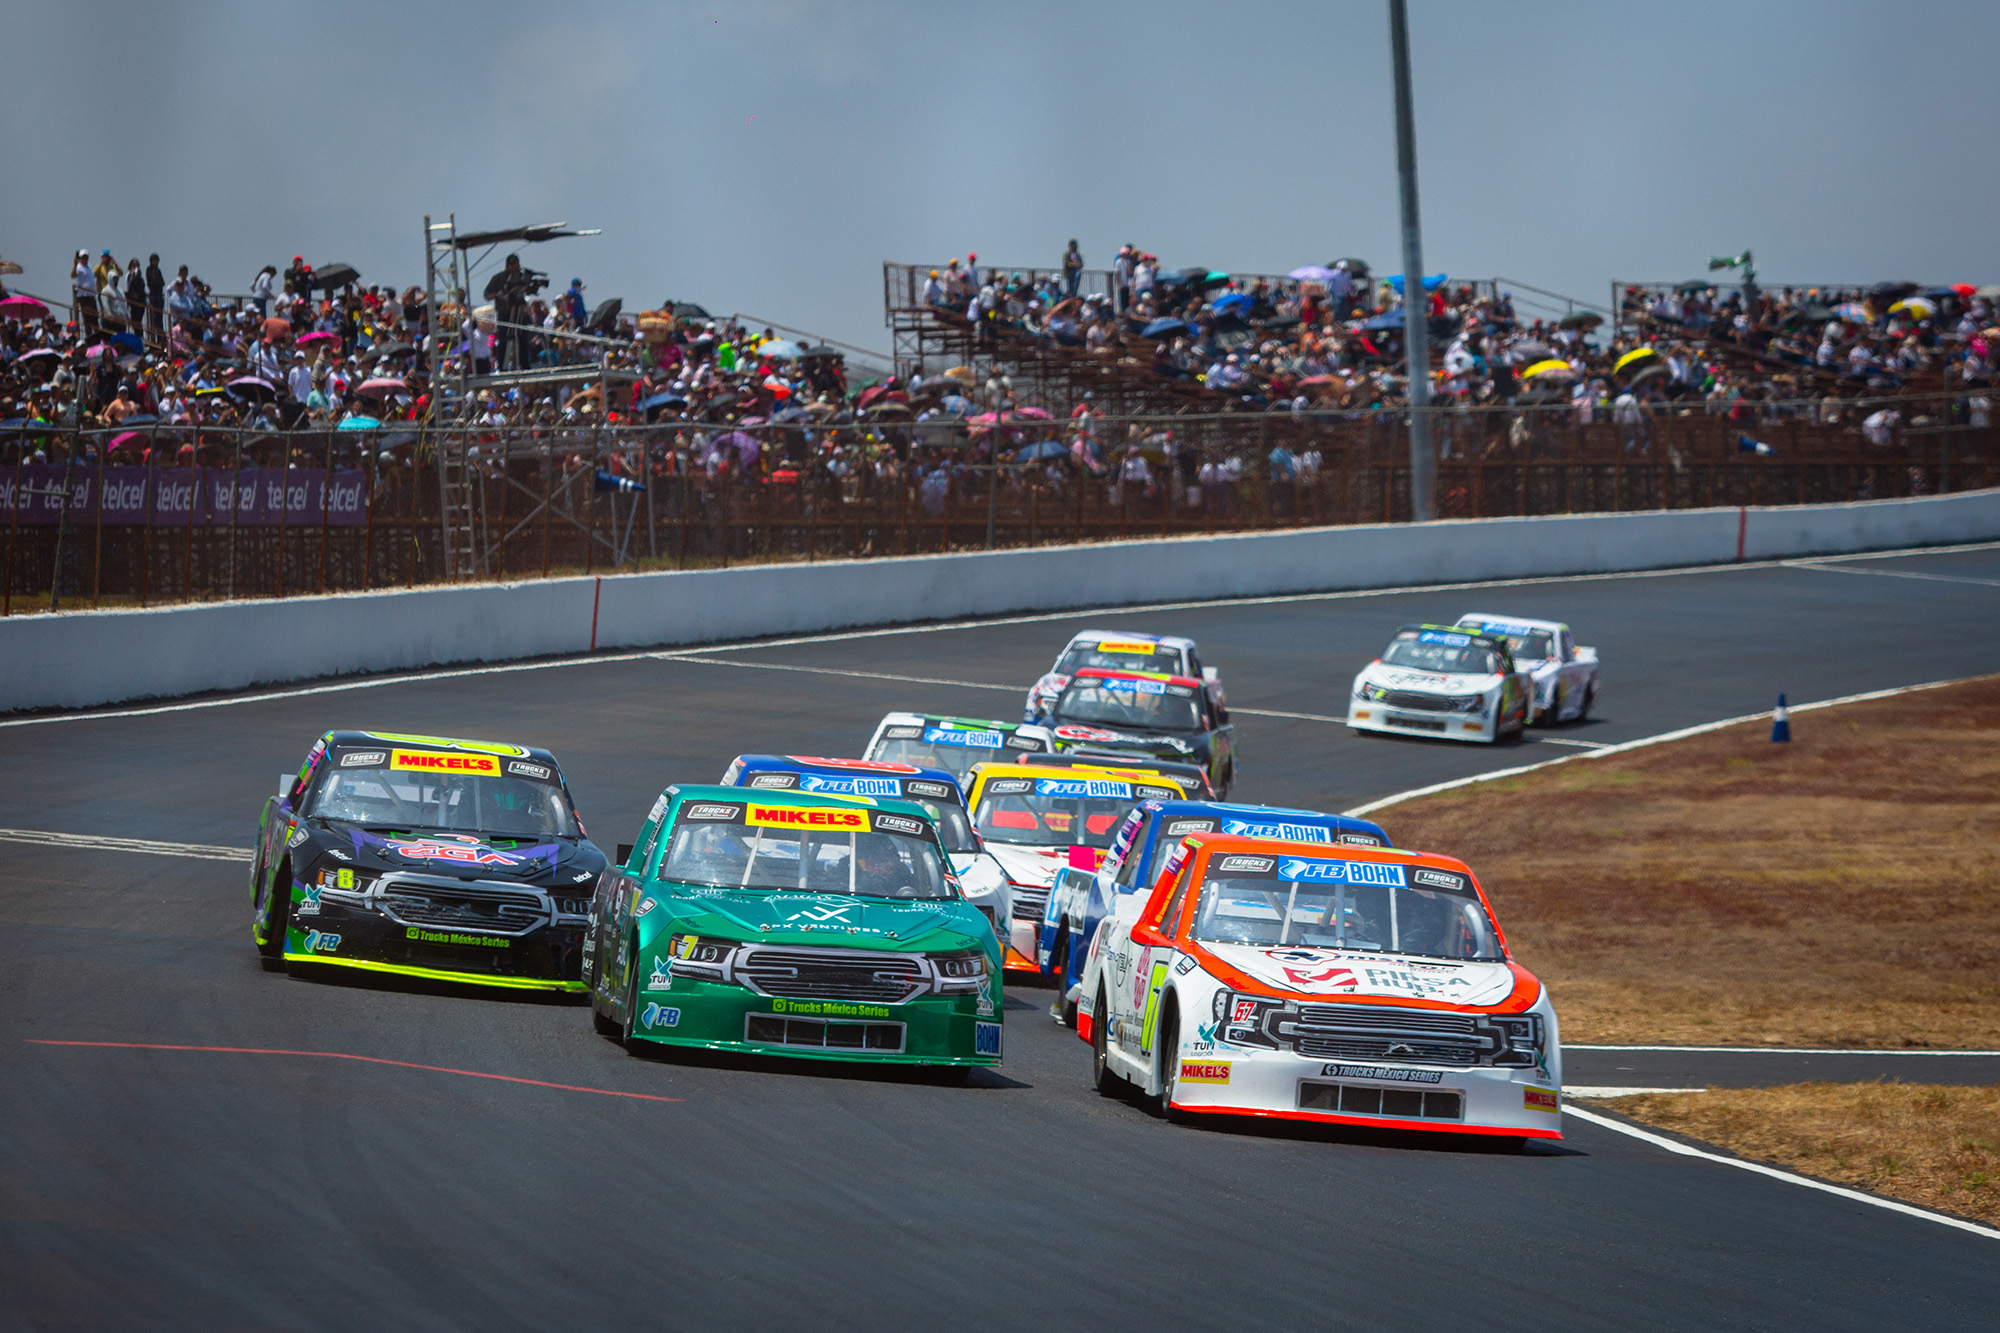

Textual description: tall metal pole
[1389,0,1435,521]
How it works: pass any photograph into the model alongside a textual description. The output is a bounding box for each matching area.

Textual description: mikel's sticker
[1096,639,1159,655]
[391,749,501,776]
[1524,1086,1560,1113]
[746,804,868,831]
[1179,1061,1230,1084]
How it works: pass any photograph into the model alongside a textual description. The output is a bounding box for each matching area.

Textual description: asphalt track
[3,544,1999,1329]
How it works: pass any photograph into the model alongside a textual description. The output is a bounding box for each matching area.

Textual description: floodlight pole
[1389,0,1434,521]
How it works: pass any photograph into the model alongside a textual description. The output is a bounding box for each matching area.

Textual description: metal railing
[3,401,1992,614]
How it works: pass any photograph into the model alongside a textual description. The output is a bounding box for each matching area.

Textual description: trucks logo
[390,750,502,776]
[1413,868,1468,890]
[801,775,903,798]
[1165,819,1217,837]
[883,726,923,740]
[640,1002,681,1029]
[872,813,926,837]
[748,773,798,789]
[904,779,955,800]
[747,805,868,830]
[339,750,387,767]
[923,727,1002,748]
[1338,833,1387,846]
[506,761,552,780]
[1035,778,1133,799]
[385,835,524,867]
[1004,734,1042,750]
[1217,855,1274,874]
[1135,786,1181,801]
[985,778,1033,795]
[1279,858,1407,887]
[682,803,746,822]
[302,929,342,953]
[1222,819,1331,842]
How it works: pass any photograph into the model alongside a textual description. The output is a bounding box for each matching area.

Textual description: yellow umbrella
[1521,358,1575,379]
[1887,296,1936,319]
[1613,347,1658,374]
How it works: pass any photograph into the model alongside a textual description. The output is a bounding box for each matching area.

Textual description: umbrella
[337,415,382,431]
[594,470,646,494]
[228,375,277,401]
[1384,273,1447,292]
[1613,347,1658,374]
[370,340,414,358]
[1212,293,1255,317]
[1949,283,1977,298]
[1557,311,1604,330]
[1140,318,1196,339]
[712,430,761,465]
[671,302,712,321]
[1628,362,1670,388]
[14,346,58,364]
[1673,280,1713,294]
[262,316,292,338]
[355,377,406,398]
[1012,440,1068,462]
[1924,287,1961,301]
[1511,339,1552,361]
[118,413,158,426]
[940,365,975,384]
[638,391,688,415]
[297,331,341,348]
[759,339,805,361]
[1288,265,1339,282]
[1869,281,1917,303]
[799,344,843,361]
[1833,301,1871,323]
[0,295,50,320]
[312,263,360,291]
[939,394,973,415]
[1887,297,1936,320]
[1521,359,1576,380]
[586,298,622,331]
[83,343,117,359]
[1358,311,1406,330]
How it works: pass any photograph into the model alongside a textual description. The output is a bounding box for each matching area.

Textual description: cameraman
[483,253,541,372]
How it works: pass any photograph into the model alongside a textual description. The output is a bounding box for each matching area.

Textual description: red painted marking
[590,576,603,652]
[26,1040,682,1103]
[1736,507,1747,562]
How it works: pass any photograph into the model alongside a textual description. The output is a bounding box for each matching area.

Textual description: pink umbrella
[109,430,147,453]
[297,331,341,348]
[355,377,406,398]
[0,295,48,320]
[83,343,116,358]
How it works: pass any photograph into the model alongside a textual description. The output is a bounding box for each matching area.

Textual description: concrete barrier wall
[5,489,1996,713]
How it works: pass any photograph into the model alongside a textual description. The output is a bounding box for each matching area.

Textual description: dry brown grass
[1386,675,2000,1047]
[1605,1083,2000,1226]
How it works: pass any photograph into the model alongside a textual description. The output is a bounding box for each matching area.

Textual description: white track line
[0,828,250,863]
[1534,736,1608,748]
[653,654,1022,693]
[1783,560,2000,589]
[1567,1087,1707,1097]
[1569,1044,2000,1056]
[5,540,1994,731]
[1341,675,1980,818]
[1561,1103,2000,1241]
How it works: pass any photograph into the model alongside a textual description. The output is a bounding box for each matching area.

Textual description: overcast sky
[3,0,1994,352]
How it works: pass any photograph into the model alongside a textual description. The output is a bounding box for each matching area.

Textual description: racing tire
[1576,684,1595,723]
[1156,1007,1194,1125]
[253,863,290,972]
[591,999,621,1039]
[619,946,644,1053]
[1091,987,1128,1097]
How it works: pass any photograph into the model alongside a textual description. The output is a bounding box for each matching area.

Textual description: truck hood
[652,885,988,952]
[319,824,603,888]
[984,840,1070,890]
[1358,664,1505,694]
[1200,943,1517,1006]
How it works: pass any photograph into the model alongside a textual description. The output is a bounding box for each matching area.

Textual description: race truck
[863,712,1056,786]
[1013,749,1216,800]
[1454,613,1599,725]
[586,785,1002,1073]
[1046,668,1235,797]
[1347,624,1533,744]
[249,731,609,990]
[1024,629,1224,722]
[963,763,1185,974]
[1078,835,1562,1144]
[718,754,1013,944]
[1040,800,1391,1024]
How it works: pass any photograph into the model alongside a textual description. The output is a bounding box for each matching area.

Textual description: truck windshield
[1192,861,1502,961]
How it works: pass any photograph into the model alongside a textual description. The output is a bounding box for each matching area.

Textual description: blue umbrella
[1288,265,1339,282]
[1358,311,1407,330]
[1141,318,1197,339]
[1385,273,1448,293]
[1012,440,1068,463]
[337,415,382,431]
[595,470,646,493]
[1212,293,1255,317]
[638,391,688,414]
[940,394,973,415]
